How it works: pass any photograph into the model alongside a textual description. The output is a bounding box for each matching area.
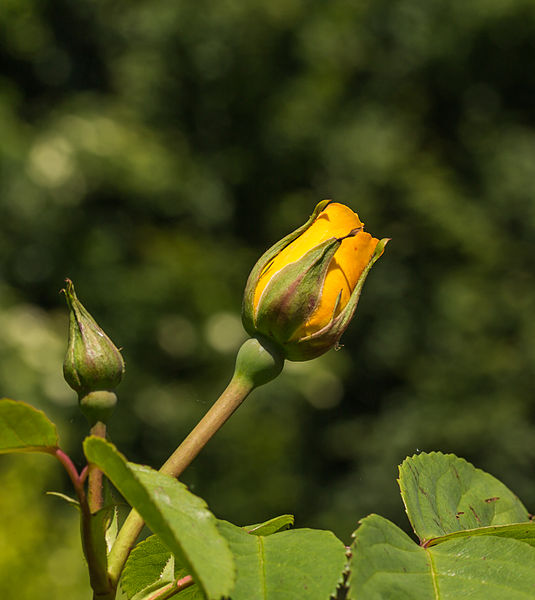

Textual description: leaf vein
[258,536,267,599]
[425,546,441,600]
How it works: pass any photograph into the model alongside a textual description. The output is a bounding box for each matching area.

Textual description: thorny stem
[106,374,254,586]
[88,421,107,513]
[54,448,113,598]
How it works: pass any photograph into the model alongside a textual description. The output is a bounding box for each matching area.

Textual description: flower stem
[88,420,107,513]
[107,373,254,585]
[107,337,284,588]
[160,376,253,477]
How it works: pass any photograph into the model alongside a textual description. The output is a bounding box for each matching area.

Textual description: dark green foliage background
[1,0,535,596]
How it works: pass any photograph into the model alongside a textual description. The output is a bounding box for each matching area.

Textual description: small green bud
[62,279,125,424]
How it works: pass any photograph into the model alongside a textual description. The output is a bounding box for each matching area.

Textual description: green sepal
[254,236,342,349]
[285,237,390,360]
[242,200,332,335]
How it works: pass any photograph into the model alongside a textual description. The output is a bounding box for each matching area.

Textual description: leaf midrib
[425,546,441,600]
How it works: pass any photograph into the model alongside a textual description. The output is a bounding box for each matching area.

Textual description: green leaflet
[0,398,58,453]
[215,521,347,600]
[348,514,535,600]
[398,452,529,543]
[348,452,535,599]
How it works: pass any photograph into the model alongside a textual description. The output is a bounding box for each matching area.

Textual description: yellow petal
[254,202,379,338]
[298,230,378,337]
[253,203,362,311]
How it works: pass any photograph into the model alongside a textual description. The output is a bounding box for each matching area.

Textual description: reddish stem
[144,575,195,600]
[55,448,84,497]
[176,576,194,591]
[54,448,112,597]
[80,465,89,484]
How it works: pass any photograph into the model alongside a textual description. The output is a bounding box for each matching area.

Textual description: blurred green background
[1,0,535,597]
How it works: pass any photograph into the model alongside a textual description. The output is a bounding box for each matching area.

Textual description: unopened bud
[62,279,125,424]
[242,201,388,361]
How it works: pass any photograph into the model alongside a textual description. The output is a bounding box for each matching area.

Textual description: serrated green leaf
[84,437,234,600]
[217,521,347,600]
[0,398,58,453]
[399,452,529,543]
[348,514,535,600]
[121,535,175,599]
[244,514,294,536]
[348,514,433,599]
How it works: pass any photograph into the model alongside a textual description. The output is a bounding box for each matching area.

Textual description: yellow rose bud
[242,201,388,361]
